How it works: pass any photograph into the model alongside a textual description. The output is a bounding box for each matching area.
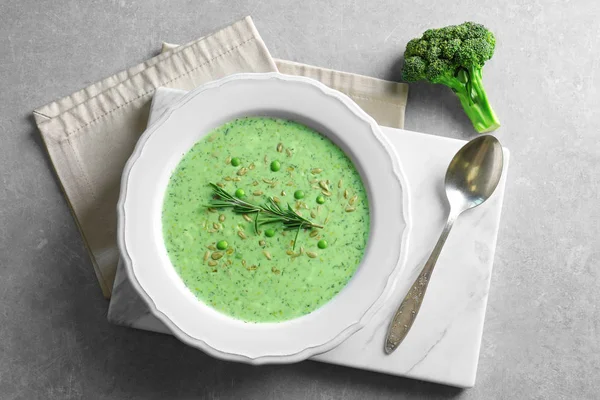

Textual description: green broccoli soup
[162,117,369,322]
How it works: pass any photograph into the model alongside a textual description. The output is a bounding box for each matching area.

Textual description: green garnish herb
[206,183,322,249]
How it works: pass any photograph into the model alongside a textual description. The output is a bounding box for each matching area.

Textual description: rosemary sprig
[206,183,322,248]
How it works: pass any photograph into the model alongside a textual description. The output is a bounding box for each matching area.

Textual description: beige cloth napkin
[34,16,408,298]
[162,42,408,129]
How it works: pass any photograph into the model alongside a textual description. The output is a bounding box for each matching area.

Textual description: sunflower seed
[207,207,217,213]
[211,252,223,260]
[248,162,256,170]
[242,259,247,267]
[207,244,216,251]
[232,177,241,182]
[322,190,332,197]
[237,167,248,176]
[208,260,218,267]
[345,206,356,212]
[263,251,272,260]
[310,211,317,218]
[277,143,283,152]
[224,176,232,181]
[273,196,281,203]
[259,240,266,247]
[216,182,225,188]
[203,251,210,261]
[242,214,252,222]
[319,178,330,190]
[226,248,234,255]
[306,251,318,258]
[286,250,295,256]
[344,189,349,199]
[213,222,221,230]
[271,266,281,274]
[237,230,247,239]
[338,179,343,188]
[286,148,293,157]
[309,230,319,238]
[253,190,264,196]
[281,190,286,196]
[286,166,294,172]
[218,214,225,222]
[264,155,268,164]
[247,265,258,271]
[311,168,323,175]
[349,195,358,205]
[225,156,231,164]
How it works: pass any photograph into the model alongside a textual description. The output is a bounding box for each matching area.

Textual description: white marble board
[108,87,510,388]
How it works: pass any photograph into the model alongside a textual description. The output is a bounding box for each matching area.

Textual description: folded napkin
[34,16,408,298]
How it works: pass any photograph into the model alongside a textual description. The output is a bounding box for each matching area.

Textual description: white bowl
[117,73,410,364]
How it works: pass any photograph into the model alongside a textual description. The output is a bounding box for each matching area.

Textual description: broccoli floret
[401,22,500,133]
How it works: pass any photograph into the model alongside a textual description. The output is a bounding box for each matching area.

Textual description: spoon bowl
[445,135,504,212]
[384,135,503,354]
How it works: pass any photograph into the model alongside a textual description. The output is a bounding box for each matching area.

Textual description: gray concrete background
[1,1,599,399]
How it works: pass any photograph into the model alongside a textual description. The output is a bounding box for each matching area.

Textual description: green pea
[270,160,281,172]
[216,240,228,250]
[317,239,328,249]
[235,188,245,198]
[294,190,305,199]
[231,157,241,167]
[316,195,325,204]
[265,229,276,237]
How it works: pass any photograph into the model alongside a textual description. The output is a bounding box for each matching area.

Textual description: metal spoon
[384,135,504,354]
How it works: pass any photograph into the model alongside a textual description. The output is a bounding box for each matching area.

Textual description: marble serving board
[108,87,510,388]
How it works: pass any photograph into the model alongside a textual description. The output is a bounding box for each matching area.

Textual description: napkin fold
[34,16,408,298]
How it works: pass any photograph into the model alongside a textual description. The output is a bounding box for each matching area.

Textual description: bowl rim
[117,72,413,364]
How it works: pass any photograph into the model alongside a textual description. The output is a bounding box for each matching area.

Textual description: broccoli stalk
[447,67,500,133]
[401,22,500,133]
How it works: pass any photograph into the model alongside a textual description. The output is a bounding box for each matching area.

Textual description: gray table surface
[1,1,599,399]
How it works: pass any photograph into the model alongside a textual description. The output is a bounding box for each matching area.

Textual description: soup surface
[162,117,369,322]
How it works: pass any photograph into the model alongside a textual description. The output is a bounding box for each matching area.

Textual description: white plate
[117,73,410,364]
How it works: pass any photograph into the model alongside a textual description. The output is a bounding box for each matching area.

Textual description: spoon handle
[384,213,457,354]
